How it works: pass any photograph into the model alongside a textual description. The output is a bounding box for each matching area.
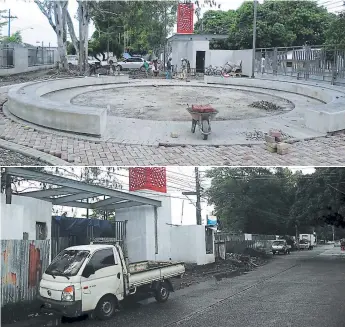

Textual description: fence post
[273,47,278,76]
[331,48,337,86]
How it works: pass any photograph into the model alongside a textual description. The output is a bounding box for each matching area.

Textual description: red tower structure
[129,168,167,193]
[177,2,194,34]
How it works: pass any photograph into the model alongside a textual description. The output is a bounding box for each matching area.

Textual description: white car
[116,57,146,71]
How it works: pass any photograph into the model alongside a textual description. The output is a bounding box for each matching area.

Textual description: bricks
[277,142,290,155]
[269,129,282,138]
[266,143,277,153]
[265,134,276,143]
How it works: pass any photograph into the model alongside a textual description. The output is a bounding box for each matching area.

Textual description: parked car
[334,240,341,247]
[38,239,185,320]
[272,240,290,255]
[116,57,146,71]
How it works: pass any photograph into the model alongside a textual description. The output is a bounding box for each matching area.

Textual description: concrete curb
[0,138,71,166]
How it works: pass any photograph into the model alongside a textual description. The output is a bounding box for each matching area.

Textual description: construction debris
[264,130,290,155]
[249,100,282,111]
[172,251,268,291]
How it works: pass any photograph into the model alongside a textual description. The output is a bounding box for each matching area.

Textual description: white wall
[170,225,215,265]
[206,49,253,76]
[0,44,58,76]
[0,194,52,240]
[115,191,173,263]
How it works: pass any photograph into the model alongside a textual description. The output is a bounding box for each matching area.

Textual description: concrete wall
[115,191,172,263]
[170,225,215,265]
[206,49,253,76]
[0,194,52,241]
[0,44,58,76]
[170,39,253,76]
[115,191,214,265]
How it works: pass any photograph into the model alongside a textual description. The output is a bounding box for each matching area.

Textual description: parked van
[38,239,185,320]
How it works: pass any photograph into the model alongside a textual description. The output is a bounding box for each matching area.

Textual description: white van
[38,242,185,320]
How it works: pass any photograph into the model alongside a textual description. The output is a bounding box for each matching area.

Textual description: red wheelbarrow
[187,104,218,140]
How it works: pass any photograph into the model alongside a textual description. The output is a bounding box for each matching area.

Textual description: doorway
[196,51,206,73]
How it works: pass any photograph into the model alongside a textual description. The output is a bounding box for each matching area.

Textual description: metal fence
[28,47,55,67]
[215,239,274,257]
[51,220,127,260]
[215,232,245,242]
[255,45,345,86]
[1,239,50,306]
[0,46,14,68]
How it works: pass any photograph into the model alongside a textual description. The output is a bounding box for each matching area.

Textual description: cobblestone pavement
[0,148,48,166]
[1,91,345,166]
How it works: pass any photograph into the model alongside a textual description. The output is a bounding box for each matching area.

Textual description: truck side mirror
[82,265,95,278]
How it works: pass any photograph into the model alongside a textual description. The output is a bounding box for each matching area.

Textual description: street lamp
[251,0,258,79]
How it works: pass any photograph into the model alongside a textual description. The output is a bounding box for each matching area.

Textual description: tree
[197,0,335,49]
[90,1,177,58]
[2,31,22,44]
[205,167,297,235]
[34,0,69,70]
[291,168,345,230]
[325,11,345,48]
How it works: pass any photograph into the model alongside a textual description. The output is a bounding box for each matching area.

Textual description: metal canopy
[4,167,161,210]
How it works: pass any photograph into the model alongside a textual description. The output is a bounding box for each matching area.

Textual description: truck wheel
[155,282,170,303]
[95,295,116,320]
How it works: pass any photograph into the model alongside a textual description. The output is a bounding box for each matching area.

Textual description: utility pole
[1,9,17,37]
[195,167,202,225]
[251,0,258,78]
[181,168,202,225]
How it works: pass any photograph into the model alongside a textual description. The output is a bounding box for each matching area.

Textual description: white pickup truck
[38,241,185,320]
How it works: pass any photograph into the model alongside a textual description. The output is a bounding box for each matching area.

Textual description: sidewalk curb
[0,138,71,166]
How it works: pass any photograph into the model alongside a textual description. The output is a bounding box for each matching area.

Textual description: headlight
[61,285,75,302]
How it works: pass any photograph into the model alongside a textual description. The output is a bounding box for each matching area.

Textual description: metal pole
[195,167,202,225]
[163,4,167,71]
[8,9,10,37]
[332,225,335,242]
[251,0,258,78]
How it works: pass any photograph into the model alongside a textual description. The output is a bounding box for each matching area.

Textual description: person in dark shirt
[166,58,172,79]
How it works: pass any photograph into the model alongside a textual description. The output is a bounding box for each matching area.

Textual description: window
[46,250,89,277]
[88,248,116,272]
[36,222,47,240]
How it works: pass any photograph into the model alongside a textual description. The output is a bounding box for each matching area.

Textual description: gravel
[0,147,48,166]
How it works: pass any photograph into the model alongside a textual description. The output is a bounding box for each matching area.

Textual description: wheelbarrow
[187,104,218,140]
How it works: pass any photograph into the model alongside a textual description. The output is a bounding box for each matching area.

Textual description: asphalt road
[5,245,345,327]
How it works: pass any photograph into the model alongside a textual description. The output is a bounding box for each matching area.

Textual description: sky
[0,0,255,47]
[1,0,340,47]
[12,166,315,227]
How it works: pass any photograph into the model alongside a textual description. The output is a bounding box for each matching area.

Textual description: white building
[168,33,253,76]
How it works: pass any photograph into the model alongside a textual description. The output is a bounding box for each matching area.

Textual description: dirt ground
[71,85,296,121]
[172,249,270,291]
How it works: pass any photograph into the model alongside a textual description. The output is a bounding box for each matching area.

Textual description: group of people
[142,57,190,80]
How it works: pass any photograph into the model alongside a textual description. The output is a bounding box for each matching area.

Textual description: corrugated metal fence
[1,240,50,307]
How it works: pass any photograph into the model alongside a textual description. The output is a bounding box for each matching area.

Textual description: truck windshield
[46,250,90,277]
[273,241,284,245]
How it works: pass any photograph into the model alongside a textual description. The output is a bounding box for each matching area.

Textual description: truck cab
[38,242,185,320]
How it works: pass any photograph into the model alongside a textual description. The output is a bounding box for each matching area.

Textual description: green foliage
[325,12,345,48]
[198,0,337,49]
[90,1,177,56]
[206,167,345,236]
[2,31,22,44]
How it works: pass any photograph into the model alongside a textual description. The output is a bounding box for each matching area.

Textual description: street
[4,245,345,327]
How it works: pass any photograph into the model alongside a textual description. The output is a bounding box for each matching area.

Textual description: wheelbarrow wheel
[191,120,197,133]
[202,120,210,140]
